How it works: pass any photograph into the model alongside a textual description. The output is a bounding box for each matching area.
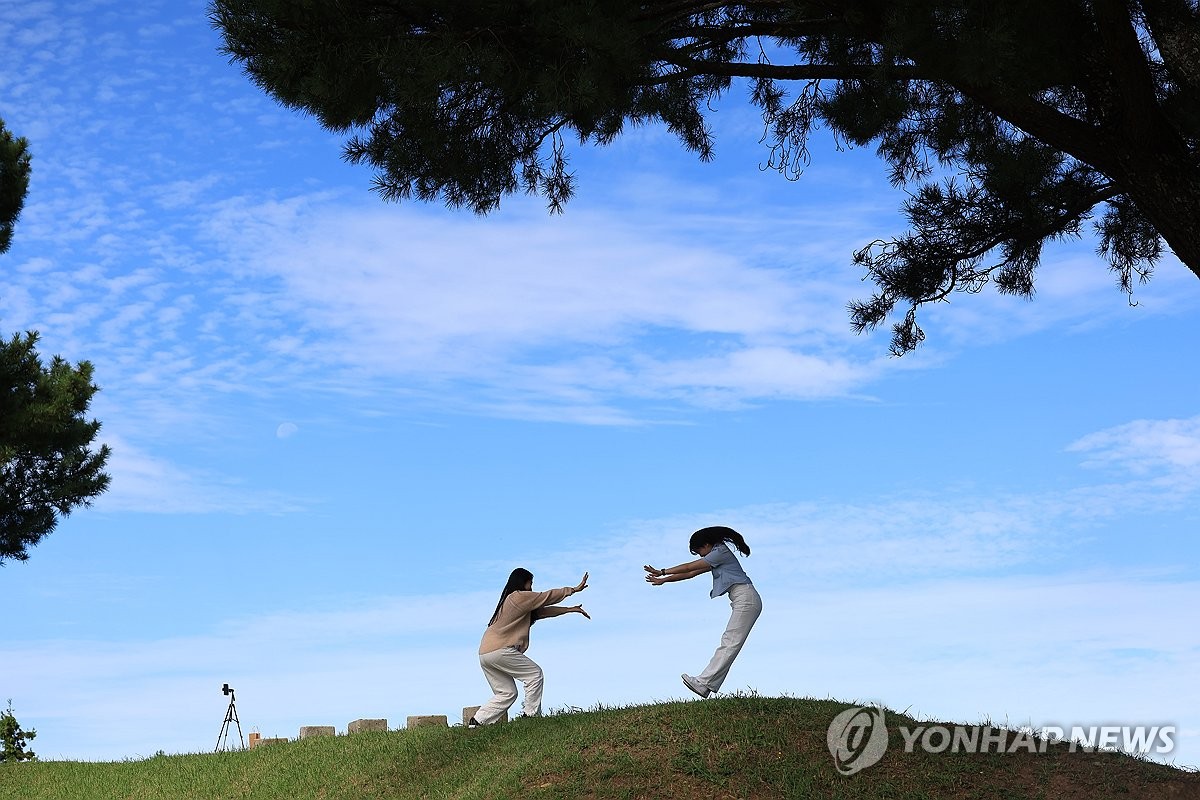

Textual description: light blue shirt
[702,542,752,598]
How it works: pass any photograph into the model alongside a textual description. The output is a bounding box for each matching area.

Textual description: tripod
[214,683,246,752]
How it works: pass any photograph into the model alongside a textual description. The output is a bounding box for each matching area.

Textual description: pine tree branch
[645,57,928,84]
[634,0,794,27]
[918,181,1124,305]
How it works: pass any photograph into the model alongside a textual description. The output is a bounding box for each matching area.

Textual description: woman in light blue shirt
[644,525,762,698]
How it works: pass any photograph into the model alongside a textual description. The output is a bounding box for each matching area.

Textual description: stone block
[406,715,448,728]
[463,706,507,726]
[299,725,335,739]
[348,718,387,734]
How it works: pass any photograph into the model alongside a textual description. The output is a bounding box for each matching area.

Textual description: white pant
[475,646,544,724]
[696,582,762,692]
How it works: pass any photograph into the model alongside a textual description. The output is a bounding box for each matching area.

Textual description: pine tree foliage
[2,119,112,564]
[211,1,1200,353]
[0,332,111,565]
[0,117,31,256]
[1,700,37,763]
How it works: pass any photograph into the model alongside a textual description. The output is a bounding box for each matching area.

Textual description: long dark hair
[689,525,751,556]
[488,567,534,626]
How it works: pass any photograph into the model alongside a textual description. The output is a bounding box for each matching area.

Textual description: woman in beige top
[470,567,590,727]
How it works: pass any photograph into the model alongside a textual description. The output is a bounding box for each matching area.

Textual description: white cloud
[94,434,305,515]
[152,175,224,210]
[195,195,897,418]
[212,203,818,347]
[1067,415,1200,479]
[633,346,878,404]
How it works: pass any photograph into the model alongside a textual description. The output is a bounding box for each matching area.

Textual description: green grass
[3,695,1197,799]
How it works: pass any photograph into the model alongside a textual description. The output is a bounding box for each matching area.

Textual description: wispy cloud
[195,195,902,418]
[1065,415,1200,510]
[93,434,305,514]
[1067,415,1200,475]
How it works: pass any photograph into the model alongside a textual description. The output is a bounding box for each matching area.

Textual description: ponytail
[689,525,751,556]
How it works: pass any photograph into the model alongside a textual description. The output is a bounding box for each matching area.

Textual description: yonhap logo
[827,706,889,775]
[824,707,1177,776]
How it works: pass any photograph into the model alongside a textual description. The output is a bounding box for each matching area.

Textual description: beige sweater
[479,587,573,655]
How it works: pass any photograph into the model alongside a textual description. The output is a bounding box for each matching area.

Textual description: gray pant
[696,582,762,692]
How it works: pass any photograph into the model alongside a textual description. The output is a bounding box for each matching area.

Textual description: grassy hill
[3,695,1197,799]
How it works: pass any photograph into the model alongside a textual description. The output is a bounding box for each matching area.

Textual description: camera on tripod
[215,682,245,751]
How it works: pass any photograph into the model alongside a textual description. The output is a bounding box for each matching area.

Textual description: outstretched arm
[644,558,712,586]
[533,604,591,620]
[509,572,590,616]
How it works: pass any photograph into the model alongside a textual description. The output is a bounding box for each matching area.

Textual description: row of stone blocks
[247,708,507,749]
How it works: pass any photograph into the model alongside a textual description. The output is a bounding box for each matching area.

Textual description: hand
[645,573,667,586]
[567,604,591,619]
[574,572,589,593]
[643,564,661,576]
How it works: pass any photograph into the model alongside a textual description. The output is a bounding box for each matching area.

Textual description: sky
[2,0,1198,771]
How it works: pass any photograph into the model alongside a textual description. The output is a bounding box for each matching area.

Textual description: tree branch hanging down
[210,0,1200,353]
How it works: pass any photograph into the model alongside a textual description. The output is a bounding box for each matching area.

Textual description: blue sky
[3,0,1198,769]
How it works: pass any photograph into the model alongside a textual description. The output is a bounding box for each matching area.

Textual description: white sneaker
[681,674,711,698]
